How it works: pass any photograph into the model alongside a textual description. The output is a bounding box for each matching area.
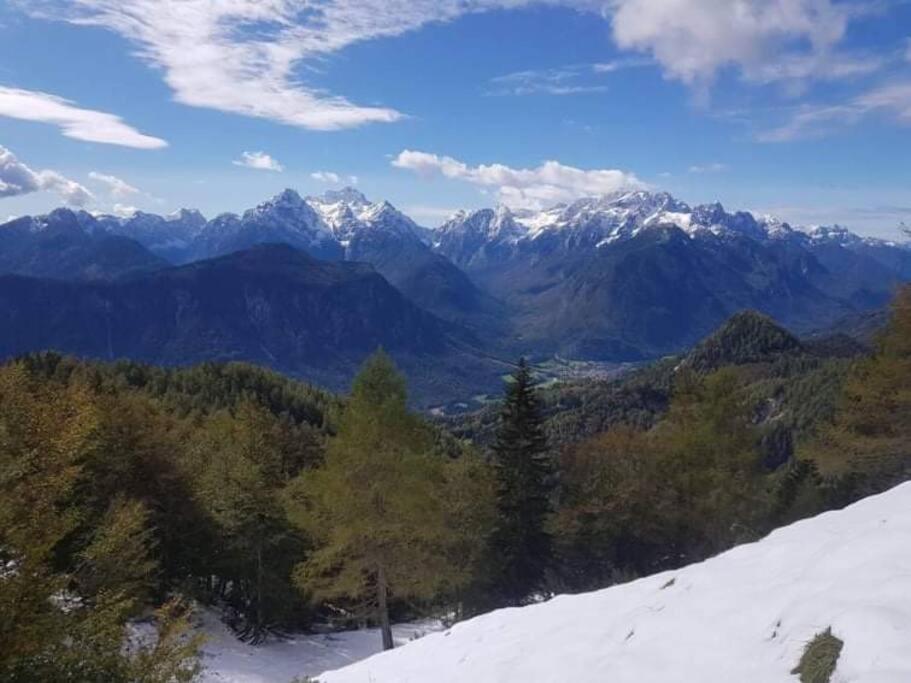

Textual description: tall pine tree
[491,358,554,605]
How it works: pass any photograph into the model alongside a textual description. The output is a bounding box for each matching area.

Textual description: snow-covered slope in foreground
[321,482,911,683]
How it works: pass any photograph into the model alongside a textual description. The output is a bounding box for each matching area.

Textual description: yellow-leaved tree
[288,350,493,650]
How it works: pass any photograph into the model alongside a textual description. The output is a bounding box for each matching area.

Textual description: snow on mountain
[437,190,810,253]
[307,187,423,250]
[241,188,333,240]
[319,482,911,683]
[4,189,901,267]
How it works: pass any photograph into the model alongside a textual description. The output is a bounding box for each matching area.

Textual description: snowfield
[317,482,911,683]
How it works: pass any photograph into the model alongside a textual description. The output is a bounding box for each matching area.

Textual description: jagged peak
[166,208,207,225]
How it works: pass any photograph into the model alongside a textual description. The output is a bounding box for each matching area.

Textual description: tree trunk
[256,543,264,630]
[377,565,394,651]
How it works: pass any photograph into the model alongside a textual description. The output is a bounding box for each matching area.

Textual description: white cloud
[688,162,728,174]
[311,171,341,184]
[0,144,93,206]
[855,81,911,123]
[608,0,875,90]
[0,86,167,148]
[19,0,891,130]
[759,80,911,141]
[28,0,595,130]
[88,171,140,197]
[489,67,607,97]
[311,171,359,185]
[233,151,284,172]
[488,58,650,96]
[392,150,645,209]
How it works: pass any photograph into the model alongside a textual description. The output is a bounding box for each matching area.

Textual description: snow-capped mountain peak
[243,188,330,236]
[808,224,863,246]
[307,189,420,244]
[166,208,207,229]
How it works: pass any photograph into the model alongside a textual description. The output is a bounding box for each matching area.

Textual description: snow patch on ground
[319,482,911,683]
[198,611,442,683]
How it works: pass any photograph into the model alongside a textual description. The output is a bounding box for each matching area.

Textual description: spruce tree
[490,358,554,605]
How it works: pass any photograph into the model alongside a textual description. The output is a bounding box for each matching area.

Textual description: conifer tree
[0,365,202,681]
[289,350,457,650]
[490,358,554,605]
[803,285,911,496]
[188,401,302,642]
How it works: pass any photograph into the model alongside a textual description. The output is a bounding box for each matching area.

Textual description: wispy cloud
[18,0,898,131]
[26,0,599,130]
[759,80,911,141]
[0,144,93,206]
[487,58,649,96]
[688,162,728,174]
[233,151,284,172]
[392,150,644,209]
[0,86,167,148]
[88,171,140,198]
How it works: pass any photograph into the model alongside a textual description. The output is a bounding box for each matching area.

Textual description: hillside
[319,482,911,683]
[443,310,861,453]
[0,244,501,404]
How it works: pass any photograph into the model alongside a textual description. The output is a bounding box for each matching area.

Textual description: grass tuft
[791,628,843,683]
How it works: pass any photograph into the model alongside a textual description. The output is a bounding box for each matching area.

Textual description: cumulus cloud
[233,151,284,172]
[608,0,876,90]
[311,171,341,183]
[88,171,140,198]
[0,144,93,206]
[0,86,167,148]
[392,150,645,209]
[311,171,359,185]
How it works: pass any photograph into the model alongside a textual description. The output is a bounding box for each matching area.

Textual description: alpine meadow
[1,1,911,681]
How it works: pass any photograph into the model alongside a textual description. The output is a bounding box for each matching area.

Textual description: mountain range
[0,243,501,402]
[1,187,908,402]
[433,191,911,358]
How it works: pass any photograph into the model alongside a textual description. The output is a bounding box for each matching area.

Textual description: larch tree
[289,350,457,650]
[803,284,911,496]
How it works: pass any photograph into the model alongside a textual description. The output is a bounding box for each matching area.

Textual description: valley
[1,187,907,406]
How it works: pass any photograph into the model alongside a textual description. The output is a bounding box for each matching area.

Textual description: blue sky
[0,0,909,237]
